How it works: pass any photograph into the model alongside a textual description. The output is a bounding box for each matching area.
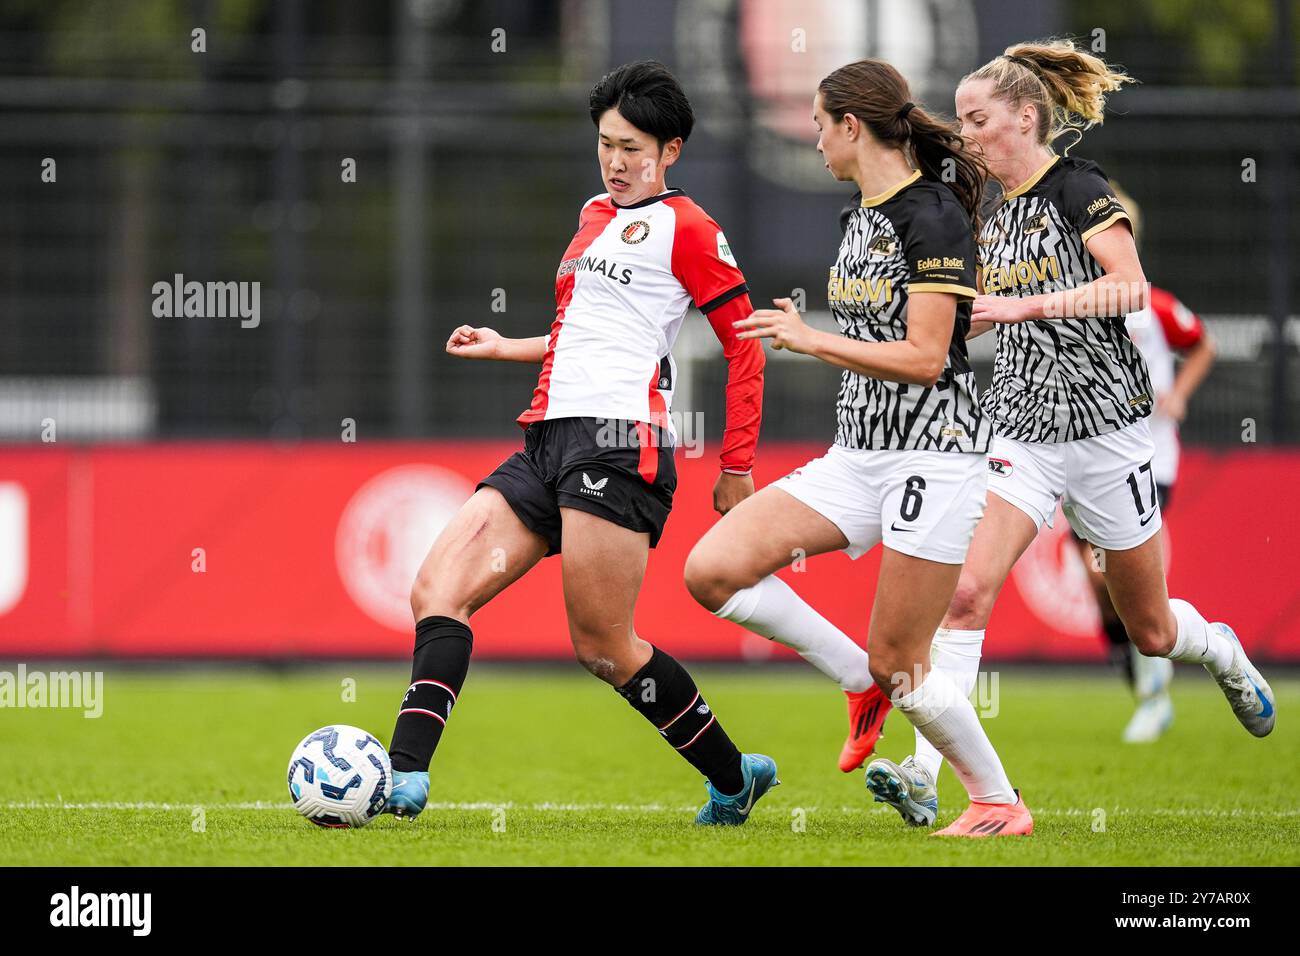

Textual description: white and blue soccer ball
[287,725,392,828]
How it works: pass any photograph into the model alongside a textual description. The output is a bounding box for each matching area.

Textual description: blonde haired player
[863,39,1274,830]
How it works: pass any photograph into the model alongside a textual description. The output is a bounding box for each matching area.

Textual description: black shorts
[477,416,677,557]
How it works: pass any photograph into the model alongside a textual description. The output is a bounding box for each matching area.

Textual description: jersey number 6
[900,475,927,522]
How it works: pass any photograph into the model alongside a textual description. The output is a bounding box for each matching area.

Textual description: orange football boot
[838,684,892,772]
[933,790,1033,837]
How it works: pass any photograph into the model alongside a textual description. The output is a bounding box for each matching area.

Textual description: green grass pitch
[1,664,1296,866]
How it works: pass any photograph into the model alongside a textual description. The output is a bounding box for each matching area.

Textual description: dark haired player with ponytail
[685,59,1032,837]
[876,39,1276,829]
[383,60,778,826]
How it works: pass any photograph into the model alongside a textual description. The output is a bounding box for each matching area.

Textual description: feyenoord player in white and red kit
[384,61,779,825]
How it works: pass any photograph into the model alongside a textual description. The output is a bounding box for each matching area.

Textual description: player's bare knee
[868,653,908,694]
[1130,630,1173,657]
[683,546,755,612]
[681,547,712,605]
[568,614,632,670]
[409,574,434,619]
[945,576,994,630]
[409,569,469,622]
[569,633,623,682]
[1127,618,1175,657]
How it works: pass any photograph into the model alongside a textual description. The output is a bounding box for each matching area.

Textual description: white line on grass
[5,800,1299,818]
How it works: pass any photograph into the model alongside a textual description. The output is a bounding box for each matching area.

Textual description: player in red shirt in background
[1074,184,1217,742]
[383,61,778,825]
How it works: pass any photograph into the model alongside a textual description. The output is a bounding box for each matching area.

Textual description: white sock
[894,668,1016,804]
[1131,645,1172,699]
[913,627,984,780]
[1165,598,1234,674]
[713,575,872,692]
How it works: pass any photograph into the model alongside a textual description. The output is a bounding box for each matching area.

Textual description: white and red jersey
[517,187,764,474]
[1125,286,1205,485]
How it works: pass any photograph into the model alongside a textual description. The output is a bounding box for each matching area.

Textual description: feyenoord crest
[621,220,650,244]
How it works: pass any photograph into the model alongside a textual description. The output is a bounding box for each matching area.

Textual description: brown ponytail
[818,59,986,230]
[965,38,1136,149]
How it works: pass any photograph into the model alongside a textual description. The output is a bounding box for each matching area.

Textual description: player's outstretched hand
[446,325,502,360]
[733,298,816,353]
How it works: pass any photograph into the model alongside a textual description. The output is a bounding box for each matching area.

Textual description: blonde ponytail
[963,38,1136,149]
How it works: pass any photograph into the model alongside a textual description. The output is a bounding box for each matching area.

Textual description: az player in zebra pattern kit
[686,59,1032,837]
[871,40,1276,827]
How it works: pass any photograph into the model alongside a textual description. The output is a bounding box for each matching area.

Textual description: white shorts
[986,418,1163,550]
[771,444,987,565]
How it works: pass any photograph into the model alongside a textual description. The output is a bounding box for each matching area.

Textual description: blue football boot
[1210,623,1276,737]
[695,753,780,826]
[385,770,430,819]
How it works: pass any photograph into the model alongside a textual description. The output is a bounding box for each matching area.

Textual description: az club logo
[580,472,608,497]
[988,457,1014,477]
[1022,213,1048,235]
[868,235,897,256]
[621,220,650,244]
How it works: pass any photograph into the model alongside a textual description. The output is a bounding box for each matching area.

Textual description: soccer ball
[287,725,393,828]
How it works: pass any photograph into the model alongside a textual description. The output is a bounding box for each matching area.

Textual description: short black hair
[588,59,694,147]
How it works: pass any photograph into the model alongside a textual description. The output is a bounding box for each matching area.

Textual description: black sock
[616,646,744,795]
[1102,614,1135,691]
[389,616,473,773]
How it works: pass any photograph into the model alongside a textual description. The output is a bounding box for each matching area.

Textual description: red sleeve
[667,197,763,474]
[668,197,748,310]
[703,293,764,474]
[1149,286,1203,350]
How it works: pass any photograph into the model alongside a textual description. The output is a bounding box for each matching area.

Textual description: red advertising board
[0,442,1296,661]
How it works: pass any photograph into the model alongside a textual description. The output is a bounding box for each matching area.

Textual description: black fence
[1,0,1295,446]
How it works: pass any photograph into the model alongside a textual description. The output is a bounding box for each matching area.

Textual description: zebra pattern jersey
[830,171,991,453]
[979,155,1154,443]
